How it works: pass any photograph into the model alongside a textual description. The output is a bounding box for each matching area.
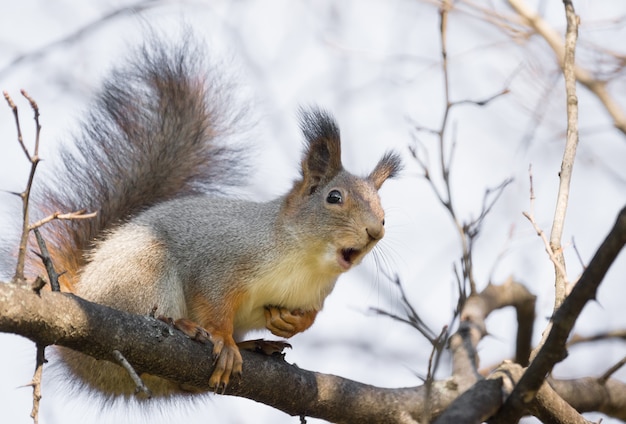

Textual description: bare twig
[410,1,513,299]
[28,210,98,231]
[370,276,438,343]
[524,0,579,364]
[3,91,41,283]
[548,0,579,309]
[571,236,586,270]
[20,90,41,156]
[4,92,97,288]
[599,356,626,384]
[522,166,569,285]
[423,326,450,423]
[3,91,31,160]
[32,229,61,292]
[466,178,514,241]
[507,0,626,136]
[112,350,152,398]
[29,344,45,424]
[568,329,626,346]
[427,326,450,381]
[450,88,510,108]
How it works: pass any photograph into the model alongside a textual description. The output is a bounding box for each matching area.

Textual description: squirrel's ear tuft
[369,151,403,190]
[298,107,343,193]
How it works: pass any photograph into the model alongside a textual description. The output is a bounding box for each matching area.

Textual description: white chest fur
[233,248,339,336]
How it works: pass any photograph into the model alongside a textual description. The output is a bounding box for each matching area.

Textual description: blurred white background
[1,1,625,423]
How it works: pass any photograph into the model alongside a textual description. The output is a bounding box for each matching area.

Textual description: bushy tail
[32,34,247,290]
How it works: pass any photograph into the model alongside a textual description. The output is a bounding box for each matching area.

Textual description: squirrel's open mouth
[338,247,361,270]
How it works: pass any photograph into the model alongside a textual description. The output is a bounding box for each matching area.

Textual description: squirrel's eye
[326,189,343,204]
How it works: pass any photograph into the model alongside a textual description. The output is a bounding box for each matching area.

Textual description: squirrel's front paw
[264,306,318,338]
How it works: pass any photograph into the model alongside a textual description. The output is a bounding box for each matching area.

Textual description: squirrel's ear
[369,151,403,190]
[298,107,343,194]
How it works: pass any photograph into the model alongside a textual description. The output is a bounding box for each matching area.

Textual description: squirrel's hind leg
[167,289,249,391]
[77,224,186,317]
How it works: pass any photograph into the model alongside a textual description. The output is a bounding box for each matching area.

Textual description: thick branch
[549,376,626,420]
[460,278,535,368]
[433,378,503,424]
[439,360,626,423]
[0,282,464,424]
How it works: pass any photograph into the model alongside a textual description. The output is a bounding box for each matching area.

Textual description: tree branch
[491,205,626,422]
[3,90,41,283]
[507,0,626,136]
[0,281,463,424]
[547,0,579,311]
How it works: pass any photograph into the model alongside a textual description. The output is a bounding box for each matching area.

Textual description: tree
[1,1,625,423]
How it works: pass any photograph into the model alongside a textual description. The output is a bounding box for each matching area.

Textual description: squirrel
[29,35,402,398]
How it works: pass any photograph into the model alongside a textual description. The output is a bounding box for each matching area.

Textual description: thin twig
[370,276,438,343]
[571,236,586,270]
[412,1,513,297]
[422,325,450,423]
[466,178,514,239]
[523,166,568,285]
[112,350,152,398]
[599,356,626,384]
[3,91,41,283]
[20,90,41,156]
[28,210,98,231]
[568,329,626,346]
[548,0,579,309]
[450,88,510,108]
[3,91,31,160]
[508,0,626,136]
[436,0,477,296]
[29,344,45,424]
[32,229,61,292]
[524,0,579,363]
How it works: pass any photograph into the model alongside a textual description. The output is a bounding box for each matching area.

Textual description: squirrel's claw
[208,341,242,391]
[158,316,212,343]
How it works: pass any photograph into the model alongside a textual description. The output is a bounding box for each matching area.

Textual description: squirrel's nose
[366,221,385,241]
